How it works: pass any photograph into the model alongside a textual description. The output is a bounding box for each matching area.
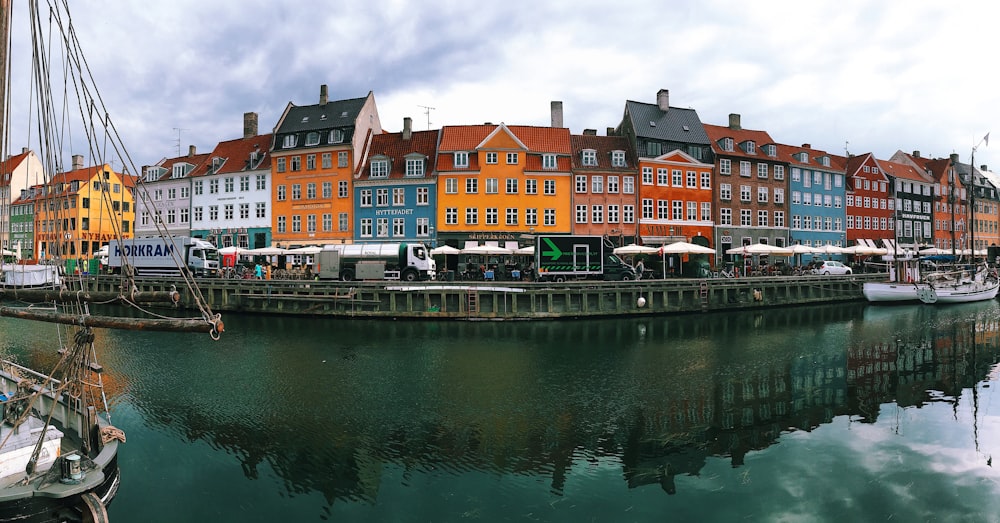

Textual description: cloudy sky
[8,0,1000,173]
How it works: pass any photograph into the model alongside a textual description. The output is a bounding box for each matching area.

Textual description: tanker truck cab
[316,242,435,281]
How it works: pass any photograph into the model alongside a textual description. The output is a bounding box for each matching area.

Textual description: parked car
[812,260,852,275]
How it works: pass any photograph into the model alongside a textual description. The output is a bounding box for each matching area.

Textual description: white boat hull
[864,279,999,304]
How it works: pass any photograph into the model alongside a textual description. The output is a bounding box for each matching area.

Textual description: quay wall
[86,274,884,320]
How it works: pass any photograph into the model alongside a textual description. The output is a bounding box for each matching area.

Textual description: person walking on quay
[255,263,263,279]
[635,258,645,280]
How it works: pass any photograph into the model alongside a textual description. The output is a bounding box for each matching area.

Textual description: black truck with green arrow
[533,235,636,282]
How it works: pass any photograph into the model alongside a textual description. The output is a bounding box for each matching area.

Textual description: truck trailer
[534,235,635,282]
[106,236,220,277]
[316,242,435,281]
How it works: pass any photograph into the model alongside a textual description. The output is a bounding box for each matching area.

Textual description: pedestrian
[255,263,263,279]
[635,258,645,280]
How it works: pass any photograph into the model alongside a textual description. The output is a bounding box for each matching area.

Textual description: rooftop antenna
[418,105,435,130]
[172,127,187,157]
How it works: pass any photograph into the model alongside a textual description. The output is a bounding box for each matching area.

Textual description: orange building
[35,155,134,262]
[635,149,714,247]
[435,123,573,249]
[270,86,381,247]
[569,132,638,245]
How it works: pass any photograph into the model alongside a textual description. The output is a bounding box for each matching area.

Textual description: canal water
[3,301,1000,522]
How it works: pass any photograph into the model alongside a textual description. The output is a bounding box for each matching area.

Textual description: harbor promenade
[86,273,883,320]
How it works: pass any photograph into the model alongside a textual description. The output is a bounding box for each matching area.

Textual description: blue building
[354,118,439,244]
[781,144,847,262]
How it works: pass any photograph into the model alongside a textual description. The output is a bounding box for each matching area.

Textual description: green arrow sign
[541,238,564,261]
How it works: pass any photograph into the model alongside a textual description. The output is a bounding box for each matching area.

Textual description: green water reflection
[2,301,1000,522]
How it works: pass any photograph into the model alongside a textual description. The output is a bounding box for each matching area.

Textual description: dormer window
[405,157,424,177]
[212,157,224,172]
[820,156,830,167]
[329,129,345,143]
[144,166,160,182]
[611,150,626,167]
[454,151,469,168]
[542,154,557,170]
[305,132,320,146]
[371,158,389,178]
[282,135,297,148]
[722,137,734,152]
[764,144,776,157]
[172,164,185,178]
[797,152,809,163]
[582,149,597,166]
[744,141,756,154]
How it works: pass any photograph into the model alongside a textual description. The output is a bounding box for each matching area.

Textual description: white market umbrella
[461,244,514,256]
[218,246,245,255]
[430,245,461,256]
[814,244,845,255]
[285,246,322,255]
[613,243,659,255]
[247,247,286,256]
[657,241,715,255]
[725,243,793,256]
[789,244,819,254]
[514,246,535,256]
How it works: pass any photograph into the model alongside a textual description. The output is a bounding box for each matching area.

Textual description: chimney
[550,101,563,128]
[319,84,328,105]
[21,147,27,154]
[583,129,597,136]
[607,127,615,136]
[243,112,258,138]
[913,150,921,158]
[801,143,811,149]
[656,89,669,112]
[403,117,412,141]
[981,164,988,171]
[71,154,84,170]
[189,145,197,157]
[728,113,741,130]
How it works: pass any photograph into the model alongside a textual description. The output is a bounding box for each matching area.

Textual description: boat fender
[80,491,109,523]
[637,296,646,308]
[753,289,762,302]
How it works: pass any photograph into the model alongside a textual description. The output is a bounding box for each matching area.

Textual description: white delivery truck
[106,236,220,277]
[315,242,435,282]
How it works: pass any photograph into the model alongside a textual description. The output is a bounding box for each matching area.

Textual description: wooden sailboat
[863,143,999,304]
[0,1,222,520]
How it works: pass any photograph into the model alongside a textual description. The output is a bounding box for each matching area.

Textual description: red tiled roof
[878,158,932,183]
[570,135,633,170]
[438,124,572,153]
[703,123,777,160]
[357,129,440,180]
[776,143,847,171]
[157,153,210,181]
[0,151,30,188]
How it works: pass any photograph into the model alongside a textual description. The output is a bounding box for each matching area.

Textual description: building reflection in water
[56,301,1000,509]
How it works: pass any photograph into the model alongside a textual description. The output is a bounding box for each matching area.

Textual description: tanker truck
[316,242,435,281]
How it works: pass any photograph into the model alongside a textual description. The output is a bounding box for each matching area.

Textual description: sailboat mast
[0,0,8,154]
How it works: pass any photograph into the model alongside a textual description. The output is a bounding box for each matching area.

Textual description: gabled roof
[623,101,710,145]
[154,152,210,182]
[776,143,846,172]
[570,134,633,170]
[276,95,367,134]
[843,153,889,190]
[877,157,933,184]
[438,124,572,153]
[703,123,778,160]
[207,134,273,176]
[0,150,31,188]
[357,129,440,181]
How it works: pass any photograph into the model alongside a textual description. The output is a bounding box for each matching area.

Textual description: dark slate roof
[277,96,367,134]
[624,101,710,145]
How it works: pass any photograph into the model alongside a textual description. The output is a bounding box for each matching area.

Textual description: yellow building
[435,123,573,249]
[35,155,134,262]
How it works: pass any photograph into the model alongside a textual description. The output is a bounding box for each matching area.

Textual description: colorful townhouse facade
[704,114,789,256]
[615,89,713,247]
[353,117,438,245]
[880,153,935,250]
[137,145,208,239]
[189,121,273,249]
[568,131,638,243]
[435,123,573,250]
[9,184,42,260]
[781,143,847,257]
[0,149,44,252]
[844,153,893,250]
[35,156,134,262]
[955,158,999,251]
[270,87,381,247]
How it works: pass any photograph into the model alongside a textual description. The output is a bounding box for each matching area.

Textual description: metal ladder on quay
[466,289,479,316]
